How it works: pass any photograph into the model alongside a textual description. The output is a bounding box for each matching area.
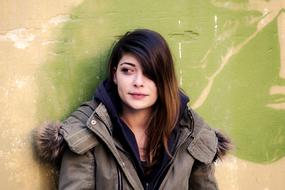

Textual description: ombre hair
[107,29,180,165]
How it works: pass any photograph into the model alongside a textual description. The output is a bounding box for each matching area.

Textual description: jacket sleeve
[188,161,218,190]
[187,108,231,190]
[59,149,95,190]
[35,101,99,189]
[58,101,99,190]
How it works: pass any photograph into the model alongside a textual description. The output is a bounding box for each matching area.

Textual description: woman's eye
[121,68,134,74]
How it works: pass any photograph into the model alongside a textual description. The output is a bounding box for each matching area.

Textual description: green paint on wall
[37,0,285,163]
[197,18,285,163]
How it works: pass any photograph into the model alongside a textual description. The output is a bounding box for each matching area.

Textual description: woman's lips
[128,92,148,100]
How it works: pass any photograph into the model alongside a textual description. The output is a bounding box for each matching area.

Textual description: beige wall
[0,1,83,189]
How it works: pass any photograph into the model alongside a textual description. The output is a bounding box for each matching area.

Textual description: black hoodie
[94,80,189,190]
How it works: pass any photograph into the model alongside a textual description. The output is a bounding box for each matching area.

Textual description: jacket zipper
[90,108,195,190]
[145,182,150,190]
[117,165,123,190]
[89,114,143,189]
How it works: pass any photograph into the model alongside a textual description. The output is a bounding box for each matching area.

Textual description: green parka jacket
[36,100,231,190]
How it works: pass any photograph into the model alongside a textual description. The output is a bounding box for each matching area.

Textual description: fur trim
[34,121,66,162]
[214,130,232,161]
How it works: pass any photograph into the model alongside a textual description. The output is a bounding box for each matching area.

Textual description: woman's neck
[120,106,151,161]
[120,107,151,131]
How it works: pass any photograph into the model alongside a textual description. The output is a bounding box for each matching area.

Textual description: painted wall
[0,0,284,189]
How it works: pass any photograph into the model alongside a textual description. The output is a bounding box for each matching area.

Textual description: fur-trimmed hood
[34,121,66,162]
[214,129,232,161]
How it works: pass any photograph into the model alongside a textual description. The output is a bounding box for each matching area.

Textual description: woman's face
[113,53,158,113]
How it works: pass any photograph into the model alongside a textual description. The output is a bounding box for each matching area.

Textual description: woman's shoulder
[34,99,101,162]
[185,106,232,164]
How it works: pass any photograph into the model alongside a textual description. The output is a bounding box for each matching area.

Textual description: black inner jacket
[94,80,189,189]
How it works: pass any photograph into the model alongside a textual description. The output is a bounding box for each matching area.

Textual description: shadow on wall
[35,1,112,188]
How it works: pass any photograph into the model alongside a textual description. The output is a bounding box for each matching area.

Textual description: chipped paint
[277,12,285,79]
[40,15,71,34]
[0,28,35,49]
[48,15,71,26]
[41,40,60,46]
[214,15,218,35]
[178,42,182,59]
[193,1,285,109]
[179,69,183,87]
[216,155,285,190]
[14,77,30,89]
[269,86,285,95]
[267,84,285,110]
[266,103,285,110]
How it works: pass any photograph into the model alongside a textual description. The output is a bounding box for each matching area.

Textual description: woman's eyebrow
[119,62,136,67]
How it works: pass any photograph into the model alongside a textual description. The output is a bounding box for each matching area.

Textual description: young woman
[36,29,231,190]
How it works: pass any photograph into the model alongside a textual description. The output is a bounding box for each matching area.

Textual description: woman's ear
[113,67,117,84]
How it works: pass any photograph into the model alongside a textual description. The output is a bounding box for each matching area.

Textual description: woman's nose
[133,73,144,87]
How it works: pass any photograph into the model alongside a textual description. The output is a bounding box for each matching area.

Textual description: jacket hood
[94,80,122,121]
[214,130,232,161]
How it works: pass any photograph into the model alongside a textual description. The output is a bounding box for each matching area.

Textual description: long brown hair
[107,29,180,164]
